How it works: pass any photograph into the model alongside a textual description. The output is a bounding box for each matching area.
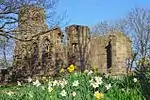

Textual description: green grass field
[0,70,149,100]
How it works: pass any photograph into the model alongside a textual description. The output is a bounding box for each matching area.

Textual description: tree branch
[0,27,59,42]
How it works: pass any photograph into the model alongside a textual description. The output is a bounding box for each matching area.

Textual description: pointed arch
[42,37,52,53]
[41,37,53,68]
[30,42,39,70]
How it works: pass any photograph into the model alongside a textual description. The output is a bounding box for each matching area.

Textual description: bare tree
[0,0,67,68]
[91,20,128,36]
[0,0,66,41]
[0,37,8,68]
[126,8,150,58]
[91,21,110,36]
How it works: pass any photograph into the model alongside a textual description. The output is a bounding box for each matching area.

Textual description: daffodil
[27,77,32,83]
[60,90,67,97]
[42,77,46,80]
[6,91,14,96]
[87,70,93,75]
[17,81,21,86]
[48,86,53,92]
[89,77,103,88]
[59,79,68,88]
[53,80,58,86]
[90,82,99,88]
[33,79,41,87]
[133,78,137,82]
[95,76,103,85]
[104,74,109,78]
[60,68,65,73]
[84,69,89,73]
[72,80,79,87]
[72,91,76,97]
[67,64,75,73]
[48,81,53,87]
[105,84,111,90]
[94,91,104,100]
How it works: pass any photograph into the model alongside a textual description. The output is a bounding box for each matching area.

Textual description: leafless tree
[91,21,110,36]
[126,8,150,58]
[0,0,67,68]
[91,19,128,36]
[0,37,8,68]
[0,0,67,41]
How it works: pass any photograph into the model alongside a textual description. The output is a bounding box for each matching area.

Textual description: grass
[0,71,147,100]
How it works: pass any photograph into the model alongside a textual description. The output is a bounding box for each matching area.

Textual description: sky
[56,0,150,26]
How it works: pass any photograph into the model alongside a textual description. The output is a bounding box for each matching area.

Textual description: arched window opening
[31,42,38,70]
[42,38,53,68]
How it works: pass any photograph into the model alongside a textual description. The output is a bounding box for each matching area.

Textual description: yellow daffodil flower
[60,68,65,73]
[94,91,104,100]
[67,64,75,73]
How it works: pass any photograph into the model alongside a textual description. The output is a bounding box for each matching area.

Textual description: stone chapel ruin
[12,5,132,78]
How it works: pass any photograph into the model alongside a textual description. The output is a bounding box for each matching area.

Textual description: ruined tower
[13,6,63,76]
[65,25,90,70]
[90,32,132,75]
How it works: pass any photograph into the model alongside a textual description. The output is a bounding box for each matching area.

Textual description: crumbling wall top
[19,5,45,24]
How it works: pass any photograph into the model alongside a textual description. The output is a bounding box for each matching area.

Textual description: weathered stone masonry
[65,25,90,71]
[90,33,132,75]
[12,6,132,78]
[13,6,64,77]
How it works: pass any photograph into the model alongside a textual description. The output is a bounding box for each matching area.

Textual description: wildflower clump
[33,79,41,87]
[89,76,103,88]
[0,69,145,100]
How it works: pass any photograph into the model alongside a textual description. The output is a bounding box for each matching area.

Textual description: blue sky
[56,0,150,26]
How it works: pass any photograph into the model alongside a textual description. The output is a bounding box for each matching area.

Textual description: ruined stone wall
[65,25,90,70]
[90,32,132,75]
[113,33,132,75]
[90,36,108,73]
[13,6,63,77]
[37,28,63,75]
[12,6,132,78]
